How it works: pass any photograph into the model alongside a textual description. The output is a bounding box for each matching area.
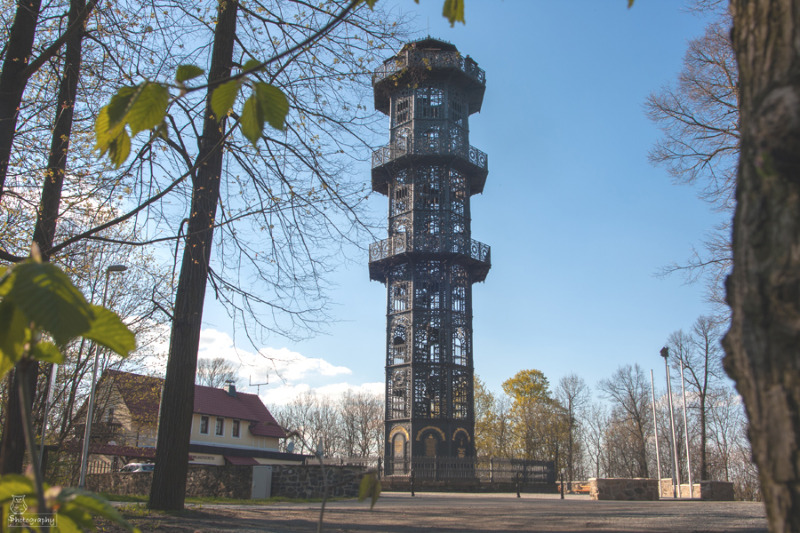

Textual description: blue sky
[195,0,726,404]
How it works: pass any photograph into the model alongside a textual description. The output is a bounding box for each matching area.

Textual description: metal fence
[382,457,555,484]
[292,455,555,485]
[86,460,114,474]
[369,234,491,266]
[372,50,486,86]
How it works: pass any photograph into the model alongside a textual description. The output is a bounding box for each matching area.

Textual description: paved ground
[105,492,768,532]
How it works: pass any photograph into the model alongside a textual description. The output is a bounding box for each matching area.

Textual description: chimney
[225,380,236,397]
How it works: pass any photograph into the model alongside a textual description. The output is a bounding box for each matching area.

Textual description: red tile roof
[193,385,286,438]
[101,370,163,426]
[98,371,285,439]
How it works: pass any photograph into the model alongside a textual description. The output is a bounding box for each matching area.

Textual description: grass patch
[98,492,148,503]
[116,503,151,517]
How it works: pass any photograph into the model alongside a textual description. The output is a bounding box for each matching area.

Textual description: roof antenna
[249,373,269,395]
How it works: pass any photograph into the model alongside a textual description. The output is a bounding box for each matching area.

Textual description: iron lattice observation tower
[367,38,491,474]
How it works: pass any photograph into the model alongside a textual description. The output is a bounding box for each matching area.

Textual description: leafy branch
[92,0,469,168]
[0,249,137,532]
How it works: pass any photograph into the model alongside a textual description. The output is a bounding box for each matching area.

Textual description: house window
[215,418,224,436]
[232,420,240,438]
[200,416,209,434]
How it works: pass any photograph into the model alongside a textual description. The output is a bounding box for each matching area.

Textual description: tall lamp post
[660,346,681,498]
[78,264,127,488]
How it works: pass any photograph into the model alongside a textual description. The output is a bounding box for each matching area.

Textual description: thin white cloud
[260,381,385,407]
[254,346,352,382]
[137,327,377,406]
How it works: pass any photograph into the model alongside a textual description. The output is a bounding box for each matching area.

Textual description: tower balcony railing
[373,50,486,87]
[372,139,488,172]
[369,233,490,266]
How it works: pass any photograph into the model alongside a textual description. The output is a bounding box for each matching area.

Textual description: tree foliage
[501,369,551,404]
[273,390,383,458]
[196,357,239,389]
[598,364,651,478]
[0,257,137,531]
[646,2,737,314]
[666,315,724,481]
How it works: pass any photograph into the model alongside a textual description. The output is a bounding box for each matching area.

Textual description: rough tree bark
[724,1,800,530]
[0,0,43,200]
[148,0,238,511]
[0,0,86,475]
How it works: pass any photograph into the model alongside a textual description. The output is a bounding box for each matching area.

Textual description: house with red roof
[75,370,302,469]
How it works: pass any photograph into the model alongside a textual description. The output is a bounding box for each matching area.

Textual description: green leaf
[31,342,63,365]
[357,472,381,509]
[106,86,137,127]
[242,58,262,72]
[442,0,465,26]
[0,302,29,378]
[0,474,36,501]
[126,82,170,136]
[94,106,111,153]
[211,80,241,122]
[240,93,264,147]
[4,262,93,346]
[56,488,140,532]
[175,64,205,83]
[254,82,289,131]
[109,129,132,169]
[95,106,122,156]
[51,512,82,533]
[83,305,136,358]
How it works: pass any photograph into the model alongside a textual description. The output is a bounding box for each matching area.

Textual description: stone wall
[659,479,734,500]
[186,465,253,499]
[697,481,734,500]
[270,465,365,499]
[87,471,153,496]
[589,478,659,501]
[88,464,367,500]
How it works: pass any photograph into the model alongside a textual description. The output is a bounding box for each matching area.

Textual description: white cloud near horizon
[140,325,379,406]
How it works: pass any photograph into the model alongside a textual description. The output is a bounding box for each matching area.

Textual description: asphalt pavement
[123,492,768,532]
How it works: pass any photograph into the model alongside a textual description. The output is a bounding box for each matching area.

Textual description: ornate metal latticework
[368,38,490,475]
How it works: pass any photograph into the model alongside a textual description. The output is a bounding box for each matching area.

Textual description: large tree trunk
[699,395,708,481]
[0,0,43,200]
[33,0,85,259]
[0,0,85,475]
[148,0,238,511]
[724,1,800,530]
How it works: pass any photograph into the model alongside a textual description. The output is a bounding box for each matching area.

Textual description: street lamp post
[660,346,681,498]
[78,264,127,489]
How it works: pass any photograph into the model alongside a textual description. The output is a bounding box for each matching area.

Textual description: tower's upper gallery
[372,37,486,115]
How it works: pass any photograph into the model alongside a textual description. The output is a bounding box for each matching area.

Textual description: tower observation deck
[368,38,490,475]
